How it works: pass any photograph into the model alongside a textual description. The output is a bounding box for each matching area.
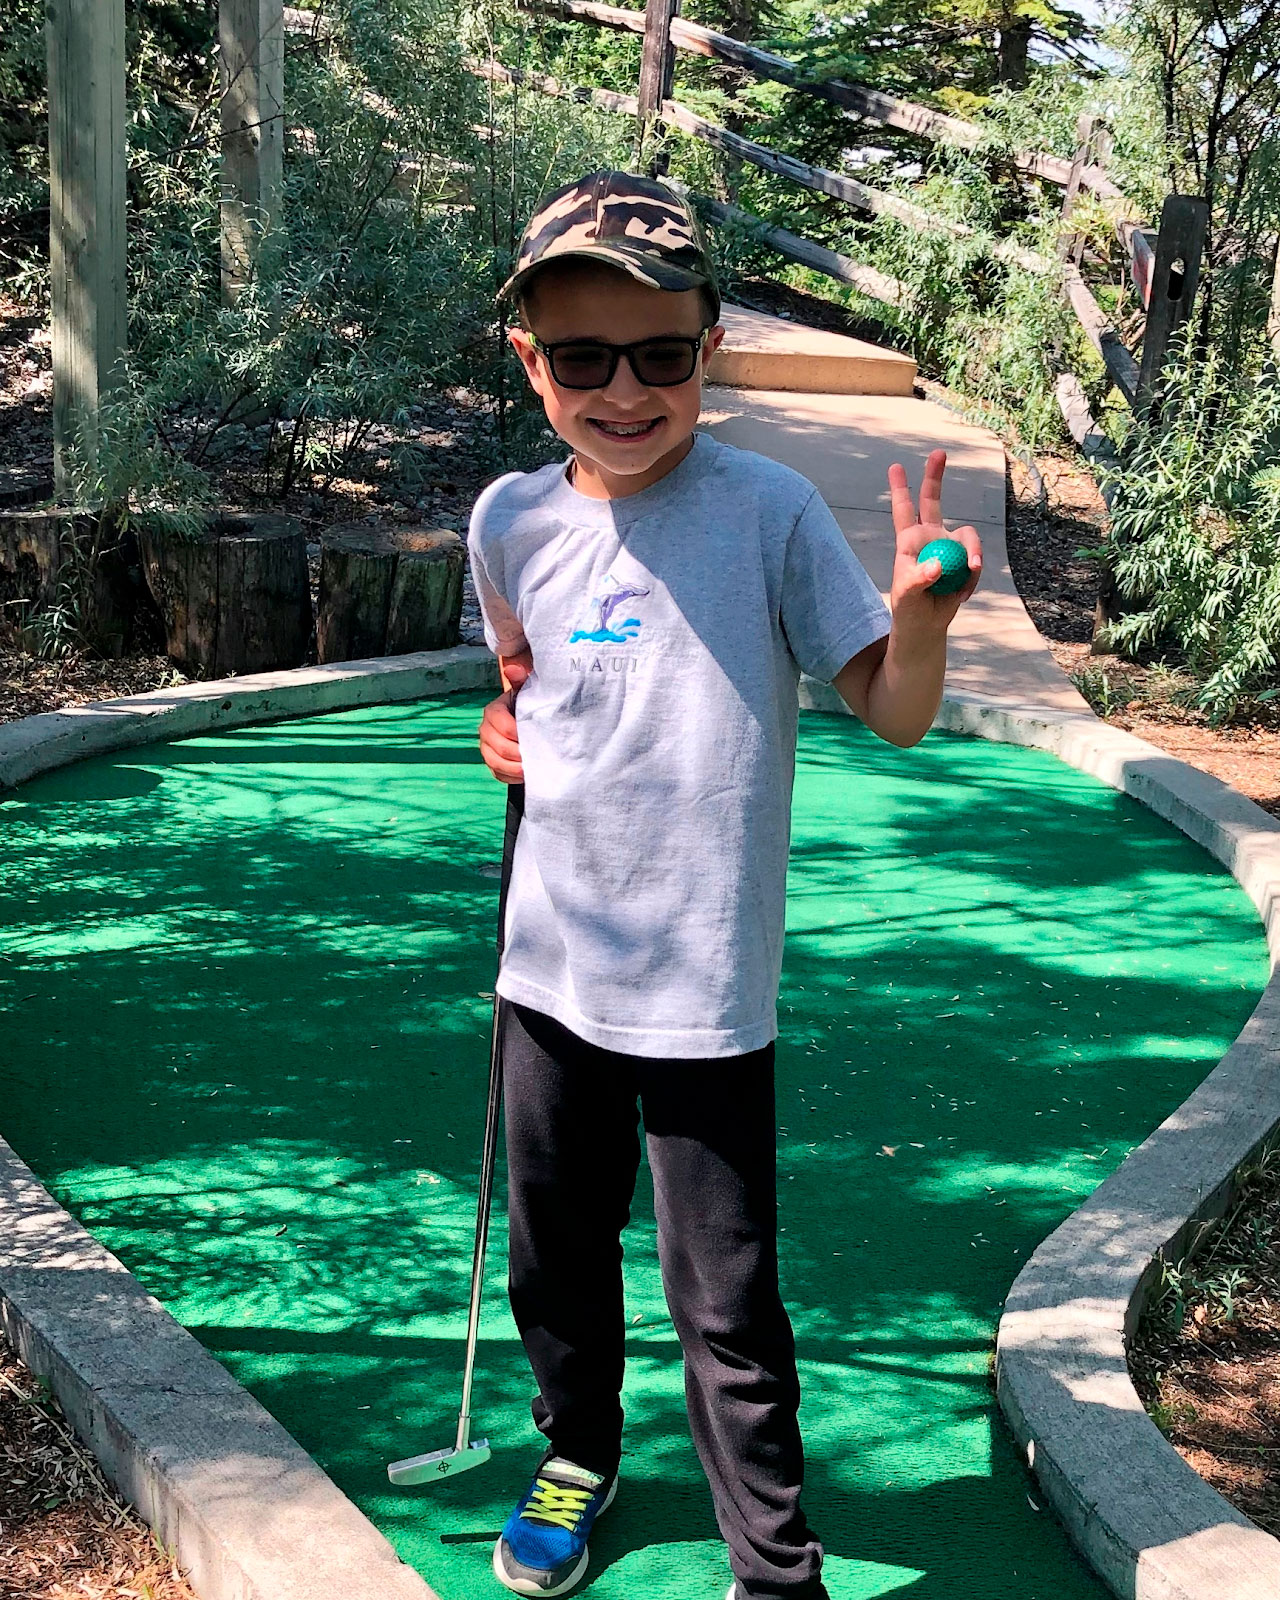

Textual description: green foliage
[46,0,635,521]
[1103,352,1280,719]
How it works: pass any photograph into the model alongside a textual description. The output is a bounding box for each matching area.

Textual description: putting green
[0,693,1266,1600]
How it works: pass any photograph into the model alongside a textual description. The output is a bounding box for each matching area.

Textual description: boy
[468,170,981,1600]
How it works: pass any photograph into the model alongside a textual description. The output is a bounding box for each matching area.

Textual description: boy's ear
[702,323,726,365]
[508,327,542,389]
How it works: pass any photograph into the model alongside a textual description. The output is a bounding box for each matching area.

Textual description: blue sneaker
[493,1456,617,1596]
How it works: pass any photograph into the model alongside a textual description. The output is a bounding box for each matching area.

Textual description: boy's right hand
[479,653,531,784]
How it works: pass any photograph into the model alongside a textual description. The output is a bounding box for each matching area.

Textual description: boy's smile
[510,260,724,500]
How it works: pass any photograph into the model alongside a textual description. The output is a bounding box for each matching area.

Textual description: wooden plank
[688,191,907,306]
[1062,265,1139,405]
[220,0,286,302]
[472,56,640,116]
[46,0,127,500]
[1136,193,1209,414]
[660,98,1049,273]
[515,0,1124,198]
[637,0,679,115]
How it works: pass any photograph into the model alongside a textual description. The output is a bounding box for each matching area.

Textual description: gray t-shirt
[469,430,890,1058]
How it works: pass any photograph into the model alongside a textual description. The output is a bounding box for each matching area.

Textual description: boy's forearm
[860,628,947,748]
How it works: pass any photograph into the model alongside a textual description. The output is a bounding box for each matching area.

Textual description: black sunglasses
[528,330,709,390]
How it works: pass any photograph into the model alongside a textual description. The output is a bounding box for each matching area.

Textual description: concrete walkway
[706,305,1089,713]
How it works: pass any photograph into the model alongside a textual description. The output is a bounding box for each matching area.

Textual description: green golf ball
[917,537,970,596]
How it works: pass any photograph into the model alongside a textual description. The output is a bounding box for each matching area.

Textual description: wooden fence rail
[516,0,1122,199]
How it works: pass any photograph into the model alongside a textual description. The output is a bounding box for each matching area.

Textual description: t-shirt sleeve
[468,475,530,657]
[780,490,891,682]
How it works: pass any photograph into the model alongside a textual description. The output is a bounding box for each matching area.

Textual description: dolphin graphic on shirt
[569,578,651,644]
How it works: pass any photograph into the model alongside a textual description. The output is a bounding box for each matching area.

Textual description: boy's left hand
[887,449,982,636]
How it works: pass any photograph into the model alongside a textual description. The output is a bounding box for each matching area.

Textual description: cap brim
[499,244,713,304]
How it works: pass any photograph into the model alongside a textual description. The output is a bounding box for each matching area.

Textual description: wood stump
[138,511,311,676]
[316,525,464,664]
[0,507,154,656]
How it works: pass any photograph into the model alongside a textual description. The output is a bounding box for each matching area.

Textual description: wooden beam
[1136,193,1208,414]
[220,0,285,303]
[46,0,127,500]
[472,56,640,117]
[636,0,680,170]
[1055,372,1119,495]
[515,0,1124,198]
[659,98,1050,273]
[1269,237,1280,362]
[1062,265,1139,405]
[638,0,679,114]
[687,191,907,306]
[659,100,961,233]
[1057,113,1094,263]
[1119,219,1158,309]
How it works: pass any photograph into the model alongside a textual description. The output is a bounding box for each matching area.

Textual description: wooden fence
[42,0,1207,503]
[499,0,1210,438]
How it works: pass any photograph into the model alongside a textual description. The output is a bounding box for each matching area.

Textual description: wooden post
[636,0,679,174]
[1268,236,1280,363]
[220,0,285,302]
[1057,114,1095,265]
[46,0,127,502]
[1136,193,1209,416]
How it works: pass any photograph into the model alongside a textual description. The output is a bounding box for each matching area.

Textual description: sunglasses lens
[549,344,614,388]
[633,340,698,386]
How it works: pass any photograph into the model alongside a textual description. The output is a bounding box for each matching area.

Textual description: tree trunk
[0,507,154,656]
[996,13,1031,89]
[138,510,311,676]
[316,525,464,663]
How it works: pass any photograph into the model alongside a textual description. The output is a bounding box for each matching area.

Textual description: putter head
[387,1439,491,1486]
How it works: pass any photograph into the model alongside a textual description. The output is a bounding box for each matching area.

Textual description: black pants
[502,1002,828,1600]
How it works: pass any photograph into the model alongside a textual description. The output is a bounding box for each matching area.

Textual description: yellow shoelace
[520,1476,595,1533]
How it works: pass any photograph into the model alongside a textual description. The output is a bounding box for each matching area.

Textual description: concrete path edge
[806,677,1280,1600]
[1,654,1278,1599]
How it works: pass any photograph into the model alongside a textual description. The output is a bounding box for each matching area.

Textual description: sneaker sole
[491,1479,618,1598]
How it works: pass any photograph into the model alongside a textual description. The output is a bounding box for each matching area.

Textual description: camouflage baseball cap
[501,170,720,319]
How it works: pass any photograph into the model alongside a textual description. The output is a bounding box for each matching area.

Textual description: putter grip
[496,782,524,962]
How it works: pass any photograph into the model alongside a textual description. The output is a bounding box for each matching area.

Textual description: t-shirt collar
[543,430,712,526]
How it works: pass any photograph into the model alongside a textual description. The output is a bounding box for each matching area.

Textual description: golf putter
[388,782,524,1486]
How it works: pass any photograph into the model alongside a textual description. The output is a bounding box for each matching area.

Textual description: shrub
[1104,350,1280,720]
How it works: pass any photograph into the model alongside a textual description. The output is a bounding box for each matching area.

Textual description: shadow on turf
[0,700,1264,1600]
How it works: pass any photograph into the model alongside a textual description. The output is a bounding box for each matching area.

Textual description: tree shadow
[0,695,1266,1600]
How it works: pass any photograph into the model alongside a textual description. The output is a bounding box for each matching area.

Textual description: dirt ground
[4,282,1280,1570]
[1004,449,1280,817]
[1129,1152,1280,1538]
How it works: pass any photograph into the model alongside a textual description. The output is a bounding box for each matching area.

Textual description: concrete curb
[0,649,500,1600]
[807,678,1280,1600]
[0,644,498,790]
[2,660,1278,1600]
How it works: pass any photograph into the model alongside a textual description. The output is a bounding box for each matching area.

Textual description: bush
[1104,351,1280,720]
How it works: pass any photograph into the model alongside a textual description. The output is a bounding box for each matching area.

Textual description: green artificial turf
[0,693,1267,1600]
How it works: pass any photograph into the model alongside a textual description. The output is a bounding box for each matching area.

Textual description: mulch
[0,1340,194,1600]
[1129,1153,1280,1539]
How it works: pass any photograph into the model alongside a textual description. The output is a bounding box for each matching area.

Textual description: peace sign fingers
[887,461,919,537]
[888,450,948,535]
[917,448,947,529]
